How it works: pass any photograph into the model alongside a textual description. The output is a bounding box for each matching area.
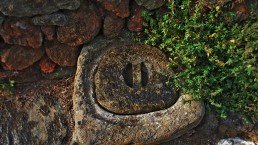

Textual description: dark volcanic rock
[41,26,56,41]
[45,40,78,67]
[32,13,69,26]
[135,0,166,10]
[103,13,125,39]
[0,95,67,144]
[72,36,205,144]
[0,19,43,49]
[39,56,56,74]
[0,0,80,17]
[0,45,44,71]
[97,0,130,18]
[127,2,144,32]
[57,0,101,46]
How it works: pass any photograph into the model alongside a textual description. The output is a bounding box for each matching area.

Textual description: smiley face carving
[72,37,204,145]
[94,45,178,114]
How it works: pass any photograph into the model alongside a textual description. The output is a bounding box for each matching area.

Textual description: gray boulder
[32,13,69,26]
[0,0,80,17]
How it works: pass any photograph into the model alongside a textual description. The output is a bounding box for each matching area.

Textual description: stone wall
[0,0,164,83]
[0,0,256,145]
[0,0,253,83]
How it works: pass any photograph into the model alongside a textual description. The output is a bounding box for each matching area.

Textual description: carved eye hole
[123,62,133,88]
[141,62,148,87]
[122,62,149,88]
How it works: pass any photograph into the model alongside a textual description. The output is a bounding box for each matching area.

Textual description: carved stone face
[72,37,205,145]
[94,45,178,114]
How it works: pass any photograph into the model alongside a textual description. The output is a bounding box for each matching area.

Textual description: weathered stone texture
[103,13,125,39]
[45,40,78,67]
[0,45,44,71]
[32,13,69,26]
[97,0,130,18]
[95,45,177,114]
[0,95,67,145]
[0,0,80,17]
[39,56,56,74]
[217,138,257,145]
[0,19,43,49]
[41,26,56,41]
[72,36,205,144]
[135,0,166,10]
[57,0,101,46]
[127,2,144,32]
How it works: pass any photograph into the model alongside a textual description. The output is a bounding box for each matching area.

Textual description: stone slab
[72,36,205,144]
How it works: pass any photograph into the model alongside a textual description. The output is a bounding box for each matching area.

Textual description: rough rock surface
[41,26,56,41]
[0,45,44,71]
[95,45,178,114]
[0,0,80,17]
[97,0,130,18]
[57,0,101,46]
[217,137,256,145]
[103,13,125,39]
[39,56,56,74]
[0,19,43,49]
[72,36,205,144]
[135,0,166,10]
[45,40,78,67]
[127,2,144,32]
[0,95,67,144]
[32,13,69,26]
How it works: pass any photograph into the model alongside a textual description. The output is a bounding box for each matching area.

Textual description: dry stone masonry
[0,0,254,144]
[0,0,251,82]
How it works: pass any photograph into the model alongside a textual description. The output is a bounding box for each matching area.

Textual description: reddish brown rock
[0,19,43,49]
[127,3,144,32]
[41,26,56,41]
[57,1,101,46]
[45,40,78,67]
[103,13,125,39]
[39,56,56,74]
[97,0,130,18]
[0,45,44,71]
